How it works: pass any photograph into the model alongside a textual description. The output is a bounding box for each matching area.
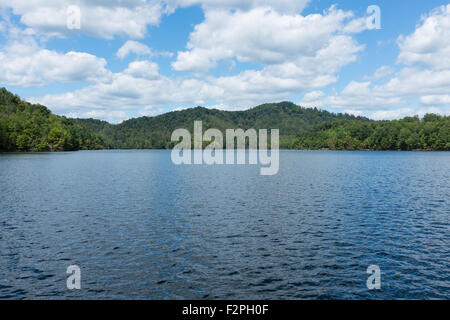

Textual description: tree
[16,133,31,151]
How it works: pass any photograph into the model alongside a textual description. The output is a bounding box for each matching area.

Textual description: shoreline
[1,148,448,154]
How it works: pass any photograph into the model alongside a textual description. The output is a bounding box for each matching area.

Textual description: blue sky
[0,0,449,122]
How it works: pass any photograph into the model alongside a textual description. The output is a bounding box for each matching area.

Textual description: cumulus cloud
[17,4,368,120]
[0,0,163,39]
[116,41,153,59]
[172,6,363,72]
[207,33,364,107]
[365,66,394,80]
[370,107,449,120]
[30,32,362,118]
[165,0,311,14]
[299,82,404,111]
[66,110,130,123]
[0,0,313,40]
[0,39,111,86]
[299,4,450,119]
[301,90,326,102]
[29,59,222,118]
[398,5,450,70]
[168,5,366,108]
[124,60,160,79]
[420,94,450,106]
[12,2,450,121]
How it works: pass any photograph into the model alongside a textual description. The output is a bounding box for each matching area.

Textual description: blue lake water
[0,150,449,299]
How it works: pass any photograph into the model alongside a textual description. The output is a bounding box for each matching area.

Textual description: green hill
[73,102,368,149]
[1,88,448,151]
[293,116,450,151]
[0,88,103,152]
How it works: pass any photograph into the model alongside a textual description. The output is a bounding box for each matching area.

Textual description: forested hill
[292,116,449,151]
[0,88,103,151]
[1,88,448,151]
[73,103,368,149]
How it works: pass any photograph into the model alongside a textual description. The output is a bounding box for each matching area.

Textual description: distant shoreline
[2,88,449,153]
[2,148,448,154]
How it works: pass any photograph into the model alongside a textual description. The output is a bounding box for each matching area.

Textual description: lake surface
[0,150,449,299]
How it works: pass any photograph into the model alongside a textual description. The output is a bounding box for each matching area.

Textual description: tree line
[72,102,367,149]
[0,88,103,152]
[291,115,449,151]
[1,88,448,152]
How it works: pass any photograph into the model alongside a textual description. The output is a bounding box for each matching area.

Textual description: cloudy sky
[0,0,449,123]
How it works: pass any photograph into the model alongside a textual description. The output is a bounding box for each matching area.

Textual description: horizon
[67,102,435,125]
[6,87,444,126]
[1,1,450,122]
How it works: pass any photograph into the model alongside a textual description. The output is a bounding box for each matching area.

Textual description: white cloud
[299,84,404,111]
[124,60,160,79]
[0,0,314,41]
[29,60,221,117]
[21,4,368,121]
[0,0,163,39]
[30,36,362,119]
[342,17,368,33]
[341,81,371,96]
[366,66,394,80]
[342,109,364,117]
[398,4,450,70]
[166,0,311,14]
[66,110,130,123]
[11,4,371,122]
[172,6,362,72]
[0,39,111,86]
[370,107,449,120]
[369,108,416,120]
[380,68,450,97]
[139,106,165,117]
[420,94,450,106]
[299,4,450,119]
[12,2,450,122]
[117,40,153,59]
[302,91,325,102]
[168,5,365,109]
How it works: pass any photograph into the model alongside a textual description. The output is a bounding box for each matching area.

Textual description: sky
[0,0,449,123]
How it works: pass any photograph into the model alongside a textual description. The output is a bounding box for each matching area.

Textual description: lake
[0,150,449,299]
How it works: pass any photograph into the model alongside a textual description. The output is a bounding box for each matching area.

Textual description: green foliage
[1,88,448,152]
[0,88,104,152]
[292,116,449,151]
[73,102,368,149]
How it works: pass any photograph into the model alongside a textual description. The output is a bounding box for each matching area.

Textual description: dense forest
[72,102,367,149]
[292,115,449,151]
[0,88,448,151]
[0,88,104,151]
